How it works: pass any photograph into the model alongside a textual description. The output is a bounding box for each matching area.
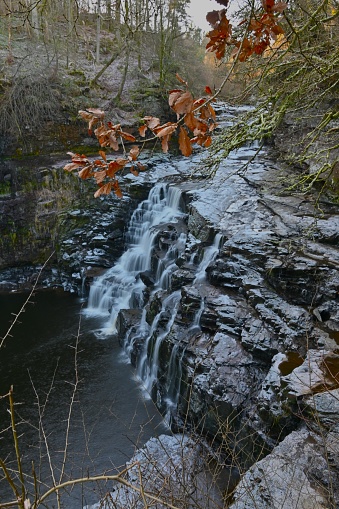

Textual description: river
[0,290,167,508]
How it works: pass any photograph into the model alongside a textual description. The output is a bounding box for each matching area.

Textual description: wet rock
[229,428,334,509]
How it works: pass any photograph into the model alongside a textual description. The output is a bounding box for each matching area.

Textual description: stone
[229,429,333,509]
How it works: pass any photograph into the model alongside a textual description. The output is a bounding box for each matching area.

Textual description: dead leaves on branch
[206,0,287,62]
[65,75,218,198]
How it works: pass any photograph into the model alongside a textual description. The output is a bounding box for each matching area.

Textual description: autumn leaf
[139,125,148,137]
[170,90,194,116]
[143,116,161,130]
[113,181,123,199]
[205,86,213,95]
[78,166,94,179]
[94,170,107,184]
[120,131,136,142]
[130,165,139,176]
[116,157,129,166]
[99,150,107,161]
[206,10,223,27]
[179,126,193,157]
[64,162,81,172]
[137,162,146,171]
[129,146,140,161]
[108,132,119,151]
[161,134,171,153]
[94,159,106,166]
[107,160,125,177]
[168,89,184,108]
[154,122,178,138]
[78,110,94,121]
[94,182,112,198]
[87,108,105,120]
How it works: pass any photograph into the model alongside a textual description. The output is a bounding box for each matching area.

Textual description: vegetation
[1,0,339,508]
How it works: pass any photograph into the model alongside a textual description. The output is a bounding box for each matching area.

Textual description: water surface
[0,290,167,508]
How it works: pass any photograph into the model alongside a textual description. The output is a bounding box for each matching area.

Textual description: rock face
[2,105,339,508]
[228,428,335,509]
[86,434,223,509]
[110,137,339,507]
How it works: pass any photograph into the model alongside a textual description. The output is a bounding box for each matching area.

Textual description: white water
[85,184,185,335]
[194,233,223,283]
[138,290,182,395]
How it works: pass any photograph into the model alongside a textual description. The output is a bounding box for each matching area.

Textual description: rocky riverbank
[1,103,339,508]
[107,138,339,507]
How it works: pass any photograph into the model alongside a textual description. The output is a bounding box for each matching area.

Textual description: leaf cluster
[64,75,218,197]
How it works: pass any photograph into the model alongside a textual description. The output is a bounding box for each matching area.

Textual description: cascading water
[164,297,205,421]
[85,184,185,336]
[194,233,223,283]
[138,290,182,396]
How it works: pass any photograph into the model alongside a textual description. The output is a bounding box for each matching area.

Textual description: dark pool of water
[0,289,167,508]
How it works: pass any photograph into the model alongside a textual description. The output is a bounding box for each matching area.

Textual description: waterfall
[164,298,205,420]
[138,290,181,395]
[85,184,184,335]
[194,233,222,283]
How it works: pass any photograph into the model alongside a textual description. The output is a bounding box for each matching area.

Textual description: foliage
[64,76,218,198]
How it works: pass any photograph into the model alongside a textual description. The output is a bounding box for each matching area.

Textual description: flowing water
[0,290,167,508]
[0,182,223,508]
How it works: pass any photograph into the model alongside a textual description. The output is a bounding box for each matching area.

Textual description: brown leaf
[179,126,193,157]
[171,91,194,116]
[184,112,199,132]
[99,150,107,162]
[155,123,178,138]
[94,170,107,184]
[108,132,119,151]
[208,104,217,120]
[161,134,170,153]
[143,116,161,130]
[116,157,129,166]
[130,165,139,176]
[205,86,213,95]
[78,166,94,179]
[94,159,106,166]
[139,125,148,137]
[137,162,147,171]
[94,182,112,198]
[129,146,140,161]
[87,108,105,120]
[120,131,136,142]
[64,162,81,172]
[78,110,93,121]
[113,181,123,199]
[107,160,124,177]
[169,90,184,108]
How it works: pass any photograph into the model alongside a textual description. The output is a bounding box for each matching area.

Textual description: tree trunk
[96,0,101,65]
